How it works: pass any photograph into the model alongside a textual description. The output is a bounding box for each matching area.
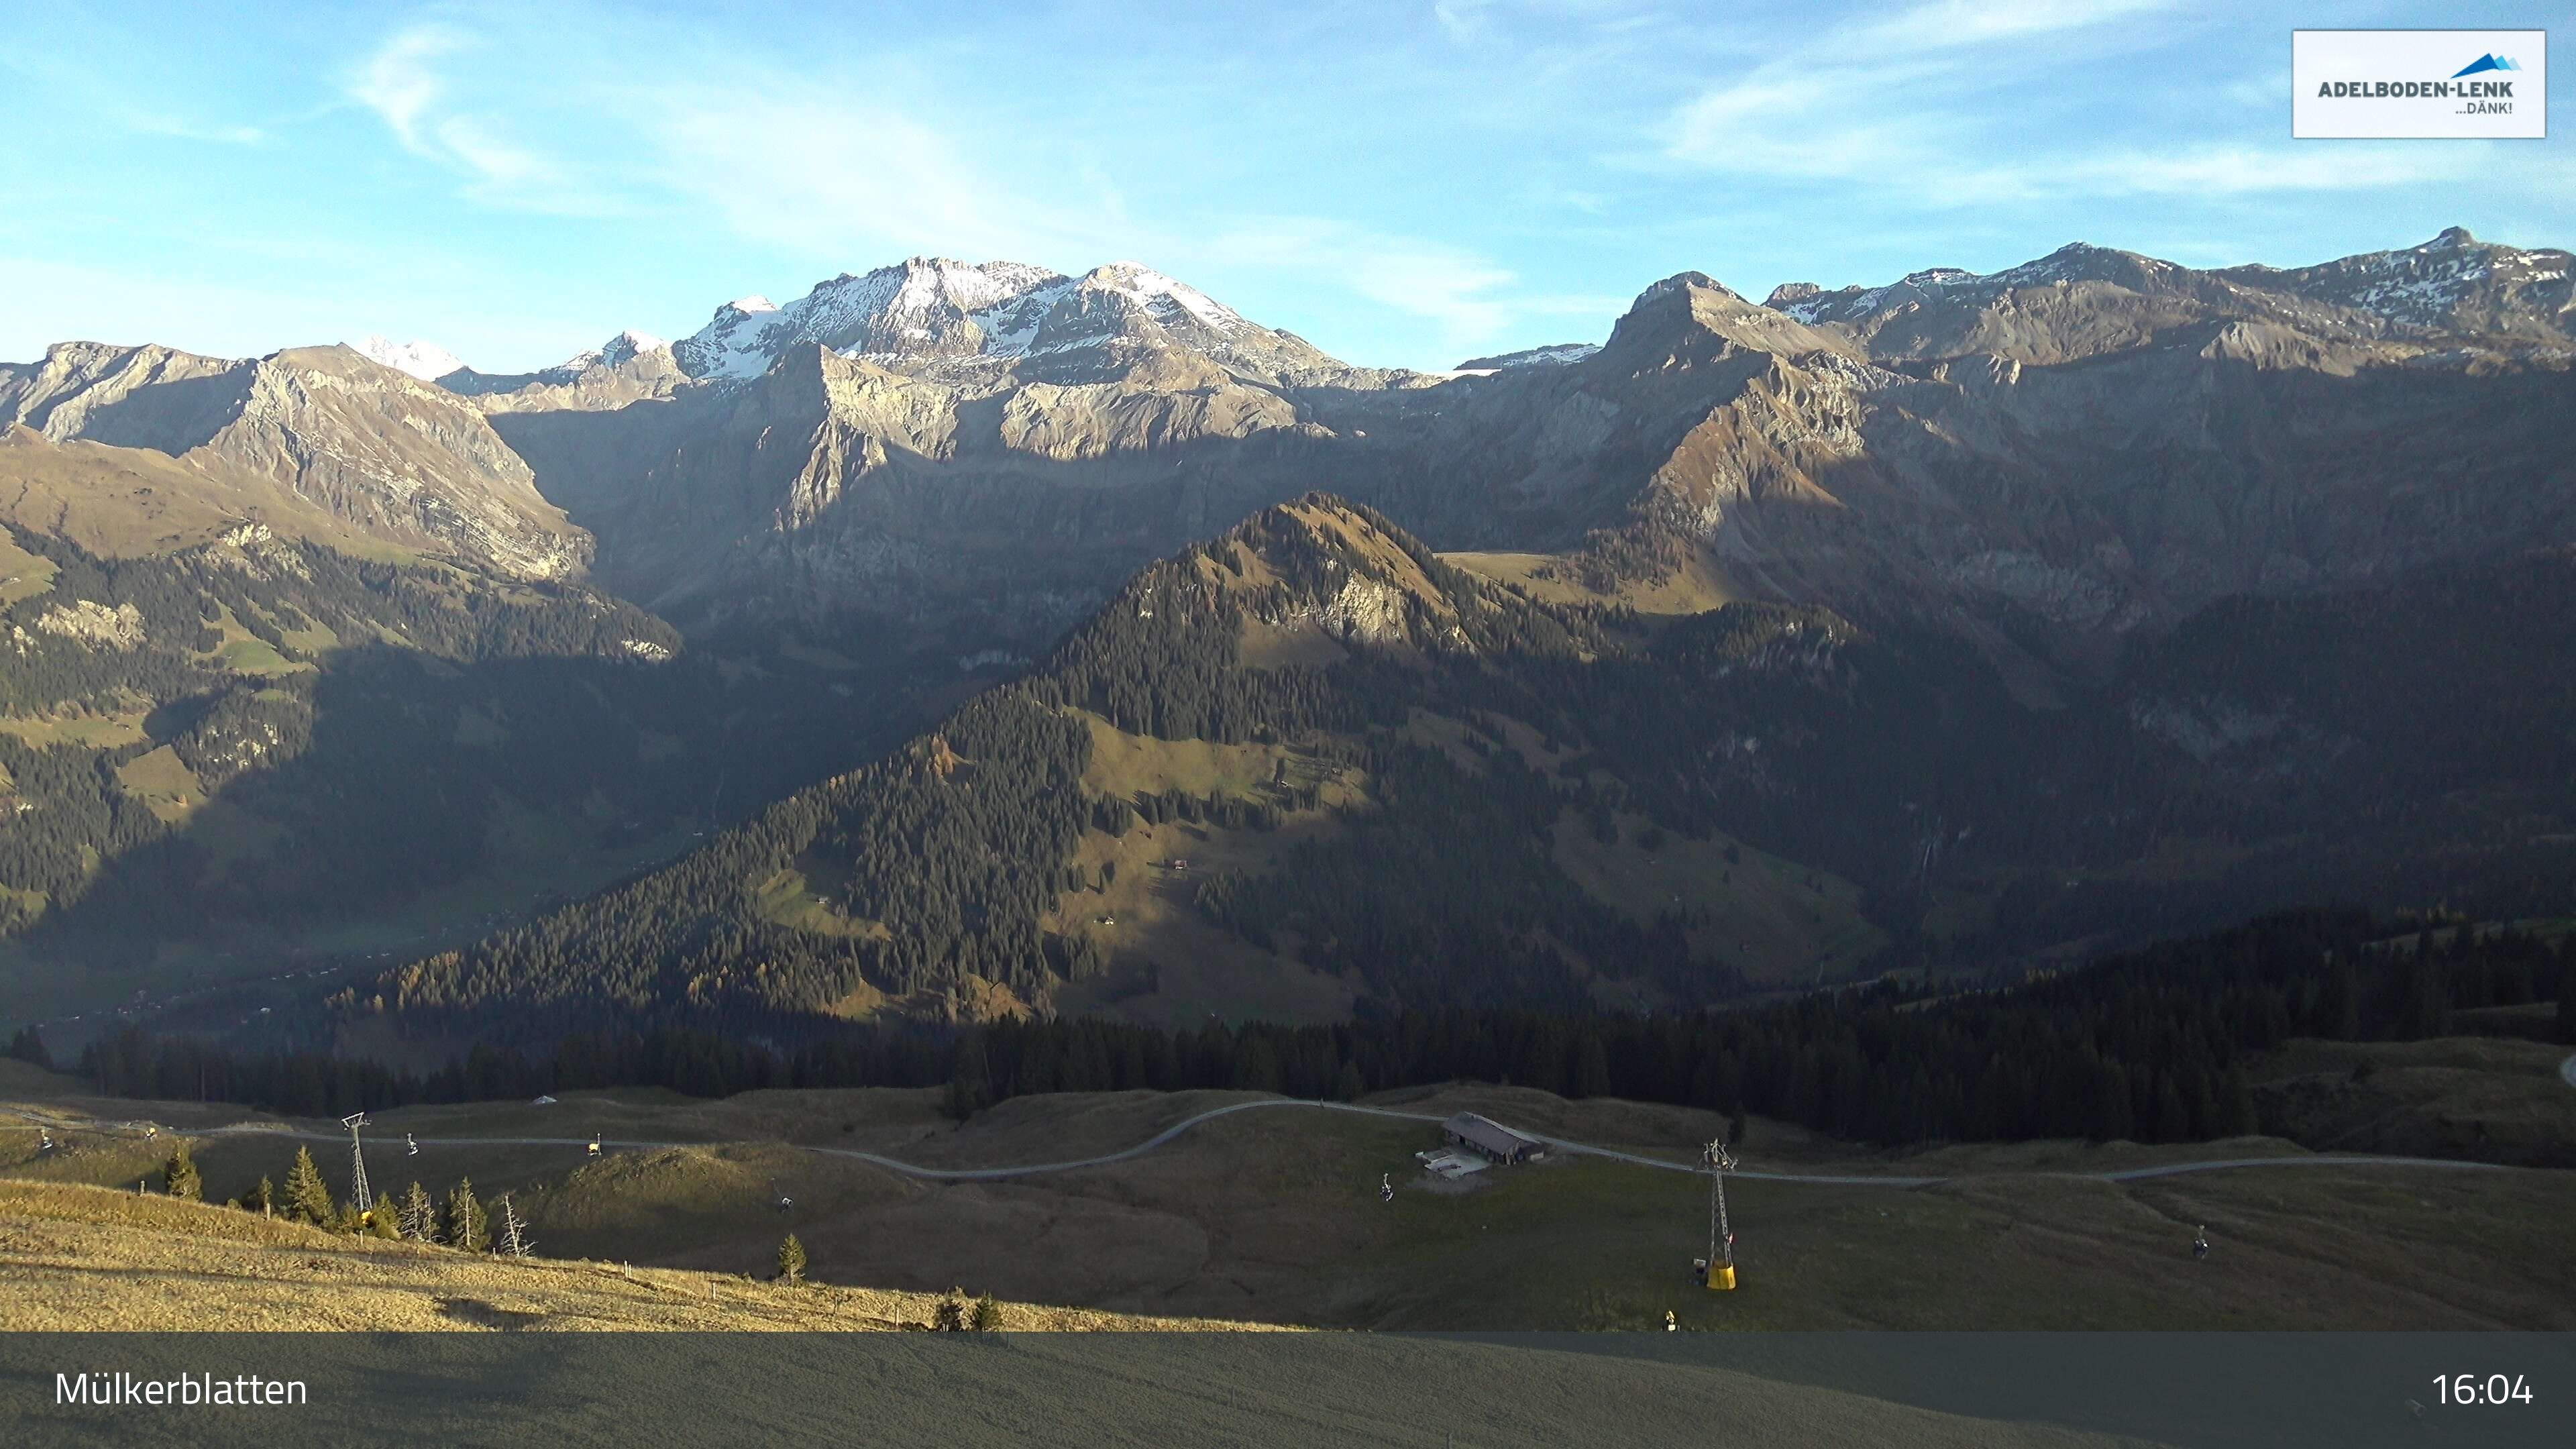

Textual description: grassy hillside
[0,1177,1264,1332]
[2251,1035,2576,1165]
[11,1061,2569,1333]
[1,1159,2174,1447]
[0,511,960,1036]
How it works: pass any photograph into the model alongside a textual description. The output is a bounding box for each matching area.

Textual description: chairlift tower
[1700,1138,1738,1291]
[342,1112,372,1214]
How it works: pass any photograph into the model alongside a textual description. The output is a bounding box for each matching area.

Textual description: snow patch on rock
[348,335,469,381]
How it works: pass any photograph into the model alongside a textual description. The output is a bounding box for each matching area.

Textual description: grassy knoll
[1440,547,1740,614]
[113,744,207,824]
[2251,1035,2576,1165]
[1076,711,1300,801]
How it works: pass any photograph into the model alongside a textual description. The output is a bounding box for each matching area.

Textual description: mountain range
[1,227,2571,1038]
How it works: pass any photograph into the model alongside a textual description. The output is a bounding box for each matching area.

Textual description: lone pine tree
[161,1140,201,1202]
[281,1146,333,1226]
[776,1233,807,1285]
[444,1179,490,1254]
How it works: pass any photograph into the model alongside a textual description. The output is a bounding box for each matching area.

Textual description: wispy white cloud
[1648,0,2450,203]
[643,91,1106,264]
[1210,218,1525,339]
[348,24,464,156]
[334,10,1574,358]
[1434,0,1497,43]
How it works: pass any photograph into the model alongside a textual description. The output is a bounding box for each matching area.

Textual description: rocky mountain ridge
[9,227,2569,665]
[409,227,2576,667]
[0,342,588,580]
[667,256,1387,390]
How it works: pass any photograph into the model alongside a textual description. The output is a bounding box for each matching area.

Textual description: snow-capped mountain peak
[673,297,791,378]
[1079,262,1246,335]
[1452,343,1601,371]
[2217,227,2576,335]
[547,328,672,375]
[669,256,1349,384]
[347,335,468,382]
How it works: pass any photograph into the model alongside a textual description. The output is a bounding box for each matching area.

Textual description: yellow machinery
[1702,1138,1738,1291]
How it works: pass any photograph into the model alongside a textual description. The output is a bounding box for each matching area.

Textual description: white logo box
[2294,30,2546,139]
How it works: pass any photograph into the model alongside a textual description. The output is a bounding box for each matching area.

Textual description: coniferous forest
[0,523,926,951]
[79,908,2574,1151]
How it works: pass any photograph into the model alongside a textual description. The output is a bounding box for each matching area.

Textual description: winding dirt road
[1,1097,2523,1188]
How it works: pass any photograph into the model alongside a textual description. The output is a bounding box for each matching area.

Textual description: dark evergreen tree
[162,1140,201,1202]
[945,1036,993,1122]
[1571,1033,1613,1099]
[280,1146,333,1225]
[5,1026,50,1069]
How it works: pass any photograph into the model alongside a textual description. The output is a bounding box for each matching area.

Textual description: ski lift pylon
[1701,1138,1738,1291]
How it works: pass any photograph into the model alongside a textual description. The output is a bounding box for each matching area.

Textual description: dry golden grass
[1441,546,1741,614]
[0,529,55,605]
[0,1179,1276,1332]
[113,743,207,824]
[0,426,400,559]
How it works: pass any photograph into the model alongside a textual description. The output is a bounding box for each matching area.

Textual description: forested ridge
[368,496,1849,1027]
[79,909,2576,1152]
[360,495,2576,1036]
[0,524,688,935]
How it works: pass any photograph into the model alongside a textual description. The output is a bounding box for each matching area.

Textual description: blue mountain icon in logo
[2452,54,2522,78]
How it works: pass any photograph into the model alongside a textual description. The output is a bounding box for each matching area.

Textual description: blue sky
[3,0,2569,372]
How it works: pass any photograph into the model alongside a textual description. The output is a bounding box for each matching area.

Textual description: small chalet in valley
[1442,1112,1545,1165]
